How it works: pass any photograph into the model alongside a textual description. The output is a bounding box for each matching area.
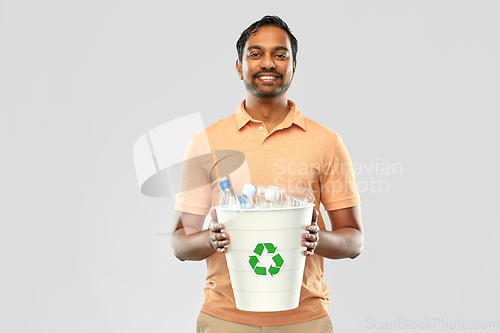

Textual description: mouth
[255,73,281,83]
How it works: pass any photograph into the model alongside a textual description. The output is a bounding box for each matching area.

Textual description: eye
[275,54,288,59]
[249,53,261,58]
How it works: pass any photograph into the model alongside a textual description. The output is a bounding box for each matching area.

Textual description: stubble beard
[243,72,293,98]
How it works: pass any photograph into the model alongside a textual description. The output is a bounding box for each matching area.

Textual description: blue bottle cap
[218,179,231,190]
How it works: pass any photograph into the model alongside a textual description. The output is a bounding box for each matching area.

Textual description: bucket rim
[214,204,315,212]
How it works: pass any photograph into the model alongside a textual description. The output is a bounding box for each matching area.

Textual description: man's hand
[302,209,319,256]
[208,207,230,253]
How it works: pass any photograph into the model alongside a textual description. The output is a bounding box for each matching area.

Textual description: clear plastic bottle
[279,184,316,206]
[241,184,256,207]
[218,179,253,209]
[242,183,270,209]
[242,183,313,208]
[255,185,270,208]
[302,190,315,205]
[264,186,307,208]
[237,195,253,209]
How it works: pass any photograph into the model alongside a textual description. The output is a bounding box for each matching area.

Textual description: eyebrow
[247,45,289,53]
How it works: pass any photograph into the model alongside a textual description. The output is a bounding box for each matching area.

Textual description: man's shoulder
[303,116,339,141]
[189,114,235,136]
[205,114,236,133]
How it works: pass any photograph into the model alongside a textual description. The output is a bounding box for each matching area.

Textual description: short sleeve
[320,133,360,211]
[174,131,213,215]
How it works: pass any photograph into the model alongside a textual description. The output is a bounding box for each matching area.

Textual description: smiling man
[171,16,363,332]
[237,24,297,132]
[239,26,295,99]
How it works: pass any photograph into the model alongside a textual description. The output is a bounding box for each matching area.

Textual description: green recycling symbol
[248,243,285,277]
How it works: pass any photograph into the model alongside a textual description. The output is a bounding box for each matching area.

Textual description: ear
[235,59,243,80]
[292,60,297,75]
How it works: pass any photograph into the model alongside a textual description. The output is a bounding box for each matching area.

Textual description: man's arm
[170,209,229,261]
[314,205,363,259]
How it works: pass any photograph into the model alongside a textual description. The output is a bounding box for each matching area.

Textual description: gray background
[1,0,499,332]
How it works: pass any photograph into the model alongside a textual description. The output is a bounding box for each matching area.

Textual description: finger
[306,225,319,233]
[210,222,224,232]
[210,207,218,222]
[303,233,318,242]
[302,232,316,241]
[311,209,319,224]
[214,232,229,241]
[304,249,314,256]
[214,239,229,247]
[212,240,225,250]
[210,231,226,241]
[302,240,317,249]
[217,247,227,254]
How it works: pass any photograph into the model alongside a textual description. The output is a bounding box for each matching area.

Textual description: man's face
[237,25,296,98]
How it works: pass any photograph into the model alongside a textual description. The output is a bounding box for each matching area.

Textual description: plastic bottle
[264,186,307,208]
[302,190,315,205]
[242,183,313,208]
[218,179,253,209]
[242,183,270,209]
[241,184,256,206]
[237,195,253,209]
[255,185,271,208]
[278,184,315,206]
[287,186,315,205]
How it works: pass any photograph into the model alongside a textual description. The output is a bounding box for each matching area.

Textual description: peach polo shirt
[174,100,360,326]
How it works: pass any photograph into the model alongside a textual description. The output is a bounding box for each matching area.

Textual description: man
[171,15,363,332]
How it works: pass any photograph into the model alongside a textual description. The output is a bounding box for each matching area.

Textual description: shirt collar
[235,100,306,131]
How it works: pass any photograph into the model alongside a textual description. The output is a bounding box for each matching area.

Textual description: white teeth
[259,76,277,80]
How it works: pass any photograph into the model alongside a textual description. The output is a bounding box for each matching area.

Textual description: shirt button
[259,126,264,131]
[264,139,268,143]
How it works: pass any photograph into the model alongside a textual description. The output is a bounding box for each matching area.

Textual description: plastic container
[215,205,314,312]
[219,179,253,209]
[242,183,315,209]
[264,186,306,208]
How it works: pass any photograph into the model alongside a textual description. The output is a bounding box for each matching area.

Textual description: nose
[260,55,275,69]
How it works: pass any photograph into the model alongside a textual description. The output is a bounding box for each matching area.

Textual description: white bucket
[215,205,314,312]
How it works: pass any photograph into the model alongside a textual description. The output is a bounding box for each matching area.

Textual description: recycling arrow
[248,242,285,278]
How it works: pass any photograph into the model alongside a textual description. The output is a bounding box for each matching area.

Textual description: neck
[244,94,290,131]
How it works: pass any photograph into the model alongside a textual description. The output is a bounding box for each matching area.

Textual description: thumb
[210,207,218,222]
[312,209,319,224]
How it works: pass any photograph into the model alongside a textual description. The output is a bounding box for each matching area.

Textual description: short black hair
[236,15,298,64]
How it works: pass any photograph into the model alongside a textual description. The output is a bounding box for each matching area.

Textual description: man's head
[236,15,298,65]
[236,16,298,99]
